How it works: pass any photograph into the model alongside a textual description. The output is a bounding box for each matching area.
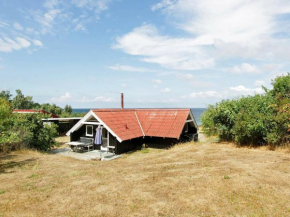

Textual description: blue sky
[1,0,290,108]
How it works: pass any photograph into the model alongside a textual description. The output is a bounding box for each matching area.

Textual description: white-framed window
[86,125,93,137]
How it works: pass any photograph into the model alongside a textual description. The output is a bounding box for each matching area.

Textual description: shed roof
[92,109,194,141]
[13,109,59,118]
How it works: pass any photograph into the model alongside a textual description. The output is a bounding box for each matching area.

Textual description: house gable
[66,110,123,142]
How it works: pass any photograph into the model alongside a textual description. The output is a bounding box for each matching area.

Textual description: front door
[102,128,109,147]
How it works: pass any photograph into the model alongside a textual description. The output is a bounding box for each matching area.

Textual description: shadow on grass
[0,154,17,161]
[0,155,37,174]
[146,143,174,150]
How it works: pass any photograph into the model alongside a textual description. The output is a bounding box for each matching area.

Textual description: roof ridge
[135,111,145,137]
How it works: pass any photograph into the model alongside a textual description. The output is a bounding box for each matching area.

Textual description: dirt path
[0,139,290,216]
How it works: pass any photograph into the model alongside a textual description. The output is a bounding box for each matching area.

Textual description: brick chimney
[121,93,124,109]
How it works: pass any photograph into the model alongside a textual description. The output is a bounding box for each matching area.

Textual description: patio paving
[51,148,121,161]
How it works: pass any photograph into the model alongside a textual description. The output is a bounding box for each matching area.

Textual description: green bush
[201,74,290,147]
[11,114,58,151]
[0,100,58,152]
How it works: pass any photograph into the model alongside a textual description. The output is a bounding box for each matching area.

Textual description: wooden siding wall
[115,138,142,154]
[180,123,198,142]
[109,133,117,147]
[70,125,97,142]
[70,123,198,154]
[143,137,178,149]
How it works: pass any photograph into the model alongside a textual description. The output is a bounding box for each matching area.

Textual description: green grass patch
[224,175,231,179]
[140,148,149,154]
[0,190,5,194]
[28,173,39,178]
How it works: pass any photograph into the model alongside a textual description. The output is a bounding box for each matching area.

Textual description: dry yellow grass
[1,136,290,217]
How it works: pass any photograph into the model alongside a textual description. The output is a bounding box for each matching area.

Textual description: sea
[73,108,207,125]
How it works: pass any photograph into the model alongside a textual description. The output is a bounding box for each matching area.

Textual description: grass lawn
[0,136,290,216]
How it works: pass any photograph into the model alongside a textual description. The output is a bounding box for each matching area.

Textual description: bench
[79,137,94,152]
[67,137,94,152]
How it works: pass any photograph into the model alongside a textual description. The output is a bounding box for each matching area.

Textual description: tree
[0,98,19,152]
[0,98,12,129]
[270,73,290,99]
[64,104,72,114]
[0,90,12,101]
[12,89,34,109]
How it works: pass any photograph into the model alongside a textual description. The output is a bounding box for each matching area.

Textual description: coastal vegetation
[0,98,57,152]
[201,74,290,148]
[0,90,84,153]
[0,89,78,117]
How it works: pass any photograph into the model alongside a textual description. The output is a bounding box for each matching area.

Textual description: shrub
[232,94,274,146]
[11,114,58,151]
[201,74,290,147]
[0,108,58,153]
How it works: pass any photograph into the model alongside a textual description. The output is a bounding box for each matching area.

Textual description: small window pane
[86,125,93,136]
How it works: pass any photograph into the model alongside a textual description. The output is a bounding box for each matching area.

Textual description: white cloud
[160,88,170,93]
[13,22,24,31]
[34,0,110,35]
[108,64,158,73]
[230,85,264,95]
[114,24,215,71]
[177,73,194,80]
[16,37,31,48]
[153,0,290,44]
[26,27,40,35]
[32,39,43,47]
[151,0,174,11]
[0,37,31,52]
[162,98,179,103]
[71,0,111,16]
[116,0,290,70]
[50,93,115,104]
[50,92,71,103]
[174,72,211,87]
[0,21,9,28]
[34,9,61,34]
[121,84,127,87]
[74,23,87,32]
[0,0,112,54]
[254,80,265,87]
[183,84,265,100]
[44,0,59,9]
[152,79,162,84]
[189,91,223,98]
[229,63,262,74]
[80,95,115,102]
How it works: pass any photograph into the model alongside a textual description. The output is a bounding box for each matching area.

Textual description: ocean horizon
[72,108,206,125]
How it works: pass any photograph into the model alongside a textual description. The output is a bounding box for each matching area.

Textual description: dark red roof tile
[92,109,190,142]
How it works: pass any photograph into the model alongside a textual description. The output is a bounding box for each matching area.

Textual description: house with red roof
[66,108,198,154]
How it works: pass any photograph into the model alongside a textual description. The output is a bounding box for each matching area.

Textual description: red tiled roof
[136,109,190,139]
[93,109,143,141]
[13,109,59,118]
[92,109,191,141]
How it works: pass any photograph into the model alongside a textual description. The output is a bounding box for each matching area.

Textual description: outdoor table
[66,141,85,152]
